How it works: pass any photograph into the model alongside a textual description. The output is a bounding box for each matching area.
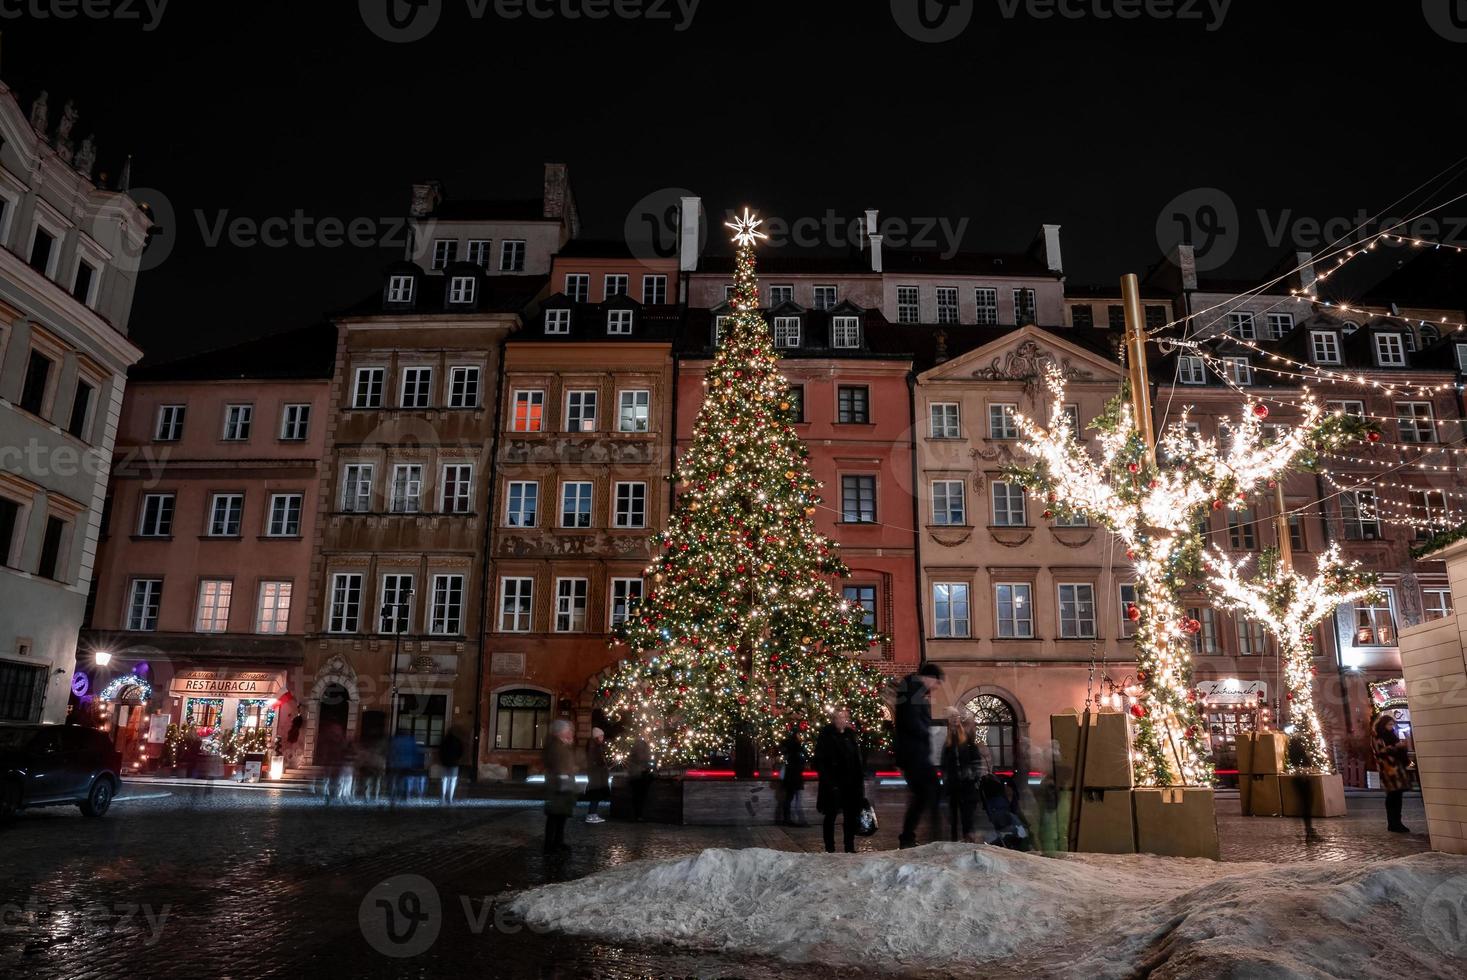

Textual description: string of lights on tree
[597,210,889,768]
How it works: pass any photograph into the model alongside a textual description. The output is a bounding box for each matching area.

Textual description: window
[494,689,550,749]
[139,494,175,537]
[1328,399,1365,419]
[1187,607,1219,655]
[991,481,1026,526]
[126,579,162,631]
[936,287,959,324]
[499,578,533,632]
[642,275,667,304]
[1118,583,1138,638]
[1223,357,1252,385]
[785,385,805,423]
[0,661,39,723]
[274,404,310,443]
[931,480,966,525]
[618,390,650,432]
[1145,305,1169,329]
[837,385,869,423]
[1013,288,1037,325]
[256,582,292,634]
[466,239,491,268]
[222,404,253,441]
[342,464,373,513]
[564,274,589,302]
[604,274,629,297]
[933,583,971,638]
[897,286,920,323]
[995,583,1033,638]
[380,577,413,634]
[564,389,597,432]
[1457,343,1467,374]
[66,380,94,440]
[386,274,414,303]
[1422,325,1440,345]
[499,240,526,272]
[611,578,644,628]
[448,275,475,304]
[988,403,1018,439]
[28,225,55,274]
[975,287,998,325]
[544,308,571,334]
[812,285,838,310]
[723,284,736,301]
[441,464,473,514]
[196,580,232,632]
[930,402,960,438]
[390,464,423,513]
[36,516,65,580]
[396,694,447,748]
[614,482,647,528]
[431,239,457,270]
[1227,312,1256,339]
[328,573,363,633]
[208,494,243,536]
[1341,490,1380,540]
[1053,511,1089,527]
[1057,583,1096,638]
[1374,333,1406,366]
[843,585,877,630]
[267,493,303,536]
[155,404,186,441]
[505,481,538,527]
[1404,331,1418,353]
[772,316,801,348]
[1354,589,1396,646]
[72,259,97,305]
[1071,304,1093,328]
[561,482,593,528]
[353,367,384,408]
[1310,331,1340,364]
[1235,615,1268,656]
[1410,489,1449,541]
[1288,512,1306,552]
[19,351,51,416]
[1177,356,1206,385]
[1424,588,1453,622]
[1228,508,1256,549]
[1266,312,1294,340]
[430,574,464,635]
[555,578,588,632]
[768,284,793,305]
[832,316,861,348]
[607,308,634,334]
[400,367,432,408]
[841,475,876,523]
[512,390,545,432]
[448,366,480,408]
[1397,402,1436,443]
[1061,405,1081,440]
[1108,305,1127,329]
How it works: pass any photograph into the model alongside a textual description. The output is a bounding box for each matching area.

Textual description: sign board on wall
[1196,679,1267,704]
[168,670,284,697]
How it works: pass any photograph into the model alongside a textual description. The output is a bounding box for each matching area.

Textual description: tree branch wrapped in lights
[1202,545,1380,773]
[1008,366,1366,786]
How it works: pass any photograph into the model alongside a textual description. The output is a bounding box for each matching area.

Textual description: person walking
[814,708,866,853]
[543,719,578,854]
[628,737,654,821]
[1373,713,1413,833]
[585,727,610,823]
[942,715,985,843]
[779,726,809,826]
[895,662,944,848]
[438,728,463,805]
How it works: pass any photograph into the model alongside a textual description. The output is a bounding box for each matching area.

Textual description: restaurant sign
[169,670,283,697]
[1196,679,1267,704]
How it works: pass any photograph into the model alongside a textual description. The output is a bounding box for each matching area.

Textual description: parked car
[0,724,123,818]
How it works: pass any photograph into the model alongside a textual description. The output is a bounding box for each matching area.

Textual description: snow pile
[507,844,1467,977]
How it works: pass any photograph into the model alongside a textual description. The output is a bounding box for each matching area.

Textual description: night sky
[8,1,1467,361]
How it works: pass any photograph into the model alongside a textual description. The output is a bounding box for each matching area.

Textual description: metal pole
[388,590,413,739]
[1120,274,1156,462]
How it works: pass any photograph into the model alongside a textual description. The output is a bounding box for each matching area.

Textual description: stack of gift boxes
[1237,731,1347,818]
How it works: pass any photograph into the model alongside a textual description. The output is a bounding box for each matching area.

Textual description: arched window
[963,693,1019,771]
[1421,324,1440,345]
[495,688,552,750]
[1341,320,1360,335]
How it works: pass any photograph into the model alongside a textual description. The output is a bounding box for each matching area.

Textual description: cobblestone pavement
[0,784,1431,979]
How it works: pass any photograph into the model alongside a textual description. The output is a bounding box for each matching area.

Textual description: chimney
[863,209,879,249]
[543,163,579,235]
[868,234,883,272]
[1295,250,1317,295]
[934,329,949,364]
[679,196,702,273]
[409,181,442,217]
[1041,223,1063,275]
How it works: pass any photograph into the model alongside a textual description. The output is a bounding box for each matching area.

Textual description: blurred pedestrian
[585,727,610,823]
[387,730,418,803]
[895,662,944,848]
[779,726,809,826]
[628,737,654,822]
[439,728,463,805]
[543,719,577,854]
[1373,713,1413,833]
[942,714,985,843]
[815,708,865,853]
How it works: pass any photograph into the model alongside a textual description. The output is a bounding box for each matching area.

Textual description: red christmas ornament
[1129,702,1147,719]
[1367,430,1381,443]
[1126,550,1135,559]
[1212,499,1225,510]
[1042,509,1054,519]
[1127,462,1140,473]
[1126,604,1141,622]
[1237,492,1247,501]
[1253,403,1269,419]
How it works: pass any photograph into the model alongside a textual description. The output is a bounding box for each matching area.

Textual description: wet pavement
[0,783,1431,979]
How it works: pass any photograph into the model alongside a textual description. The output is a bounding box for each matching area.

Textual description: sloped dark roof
[425,198,548,222]
[130,322,337,382]
[334,271,548,318]
[1065,283,1174,301]
[512,296,683,343]
[696,250,874,275]
[555,238,650,259]
[1358,248,1467,311]
[881,247,1054,278]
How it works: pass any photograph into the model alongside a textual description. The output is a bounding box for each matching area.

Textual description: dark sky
[9,1,1467,361]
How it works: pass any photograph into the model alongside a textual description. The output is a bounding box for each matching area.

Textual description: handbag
[857,797,879,836]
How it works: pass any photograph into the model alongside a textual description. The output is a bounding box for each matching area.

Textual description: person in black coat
[894,662,943,847]
[779,728,808,826]
[942,715,987,842]
[814,708,866,853]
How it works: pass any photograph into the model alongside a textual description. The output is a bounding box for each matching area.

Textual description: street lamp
[385,589,414,739]
[94,650,113,666]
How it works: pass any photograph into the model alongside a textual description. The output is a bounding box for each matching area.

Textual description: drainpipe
[471,321,511,781]
[907,371,928,666]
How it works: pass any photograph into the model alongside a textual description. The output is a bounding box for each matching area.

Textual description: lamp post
[386,588,414,740]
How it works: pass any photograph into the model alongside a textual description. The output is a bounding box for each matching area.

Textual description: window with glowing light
[196,580,232,633]
[495,689,549,749]
[994,583,1032,638]
[1118,583,1138,638]
[1057,584,1095,638]
[1353,589,1395,647]
[1424,588,1453,621]
[256,582,292,634]
[511,390,545,432]
[933,583,970,638]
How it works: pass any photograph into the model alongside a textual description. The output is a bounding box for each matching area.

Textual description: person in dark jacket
[814,708,866,853]
[543,719,578,854]
[584,727,610,823]
[894,662,944,848]
[942,715,986,842]
[438,729,463,805]
[627,737,654,821]
[779,727,809,826]
[1373,713,1414,833]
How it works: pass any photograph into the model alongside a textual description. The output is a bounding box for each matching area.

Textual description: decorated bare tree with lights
[598,211,888,768]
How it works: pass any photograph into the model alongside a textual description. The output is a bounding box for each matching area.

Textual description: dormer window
[773,316,801,348]
[544,309,571,335]
[714,315,731,345]
[723,285,736,301]
[1374,333,1406,367]
[1310,330,1340,364]
[1403,331,1417,353]
[1266,312,1294,340]
[448,276,476,305]
[431,239,457,270]
[832,316,860,349]
[1421,324,1440,345]
[1223,356,1252,385]
[607,309,634,335]
[387,275,414,304]
[1227,312,1255,340]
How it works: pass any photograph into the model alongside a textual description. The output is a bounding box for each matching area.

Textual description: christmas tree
[599,211,888,768]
